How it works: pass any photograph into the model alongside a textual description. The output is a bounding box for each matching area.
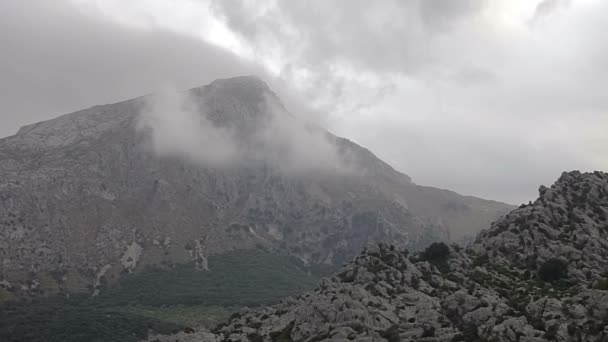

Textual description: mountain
[155,171,608,342]
[0,76,511,301]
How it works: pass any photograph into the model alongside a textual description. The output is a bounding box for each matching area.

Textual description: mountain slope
[0,76,511,299]
[159,171,608,342]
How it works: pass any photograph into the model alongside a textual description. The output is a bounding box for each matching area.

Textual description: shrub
[460,323,480,342]
[472,254,489,267]
[545,323,559,340]
[420,242,450,264]
[538,258,568,283]
[410,275,420,289]
[380,325,400,342]
[450,333,464,341]
[567,323,578,336]
[594,277,608,290]
[421,325,436,338]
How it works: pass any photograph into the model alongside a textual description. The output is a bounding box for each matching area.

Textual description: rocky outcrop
[0,76,511,299]
[157,171,608,342]
[474,170,608,281]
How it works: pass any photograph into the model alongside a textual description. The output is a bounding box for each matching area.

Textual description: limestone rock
[0,76,511,297]
[159,171,608,342]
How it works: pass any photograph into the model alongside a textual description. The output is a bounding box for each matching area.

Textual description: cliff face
[155,171,608,342]
[0,76,511,298]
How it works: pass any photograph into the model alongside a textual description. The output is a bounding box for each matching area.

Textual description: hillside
[0,76,511,300]
[154,171,608,342]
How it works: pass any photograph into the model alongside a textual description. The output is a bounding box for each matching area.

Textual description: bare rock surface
[159,171,608,342]
[0,76,511,298]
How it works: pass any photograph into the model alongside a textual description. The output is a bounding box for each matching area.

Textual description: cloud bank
[137,85,346,174]
[1,0,607,203]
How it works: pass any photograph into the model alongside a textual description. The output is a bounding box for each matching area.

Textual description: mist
[137,84,348,174]
[137,86,239,166]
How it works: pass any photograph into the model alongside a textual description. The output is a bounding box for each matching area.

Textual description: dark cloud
[0,0,263,137]
[210,0,486,74]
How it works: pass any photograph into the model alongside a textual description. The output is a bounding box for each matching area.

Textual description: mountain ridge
[0,76,512,300]
[151,170,608,342]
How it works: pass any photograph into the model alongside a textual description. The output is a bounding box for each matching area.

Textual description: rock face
[0,76,511,298]
[158,171,608,342]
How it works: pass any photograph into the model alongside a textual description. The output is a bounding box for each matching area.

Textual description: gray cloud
[419,0,486,31]
[341,117,598,204]
[209,0,488,78]
[0,0,263,138]
[208,0,608,203]
[1,0,607,204]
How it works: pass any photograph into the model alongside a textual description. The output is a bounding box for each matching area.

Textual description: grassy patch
[111,304,236,328]
[0,298,184,342]
[101,247,330,307]
[0,248,331,342]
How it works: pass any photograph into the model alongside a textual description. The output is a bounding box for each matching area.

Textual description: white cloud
[137,82,349,174]
[137,86,239,165]
[3,0,607,203]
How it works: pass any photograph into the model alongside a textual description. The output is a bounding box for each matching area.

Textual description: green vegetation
[0,298,184,342]
[419,242,451,271]
[420,242,450,262]
[112,305,235,328]
[102,248,327,307]
[594,275,608,290]
[0,300,236,342]
[538,258,568,283]
[379,325,400,342]
[471,254,489,267]
[0,248,331,342]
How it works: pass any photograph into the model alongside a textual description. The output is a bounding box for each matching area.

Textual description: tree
[421,242,450,263]
[538,258,568,283]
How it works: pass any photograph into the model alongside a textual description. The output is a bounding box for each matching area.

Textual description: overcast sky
[1,0,606,204]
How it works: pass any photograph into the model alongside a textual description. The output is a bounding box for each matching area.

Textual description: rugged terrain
[151,171,608,342]
[0,76,511,299]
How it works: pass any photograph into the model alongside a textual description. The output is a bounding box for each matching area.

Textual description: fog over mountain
[137,81,346,173]
[0,76,512,302]
[1,0,607,203]
[1,2,607,342]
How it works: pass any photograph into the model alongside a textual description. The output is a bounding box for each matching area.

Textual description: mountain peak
[186,75,286,131]
[0,75,511,305]
[193,75,275,107]
[207,75,270,90]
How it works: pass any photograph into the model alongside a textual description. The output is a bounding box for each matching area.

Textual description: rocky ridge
[0,76,511,299]
[151,171,608,342]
